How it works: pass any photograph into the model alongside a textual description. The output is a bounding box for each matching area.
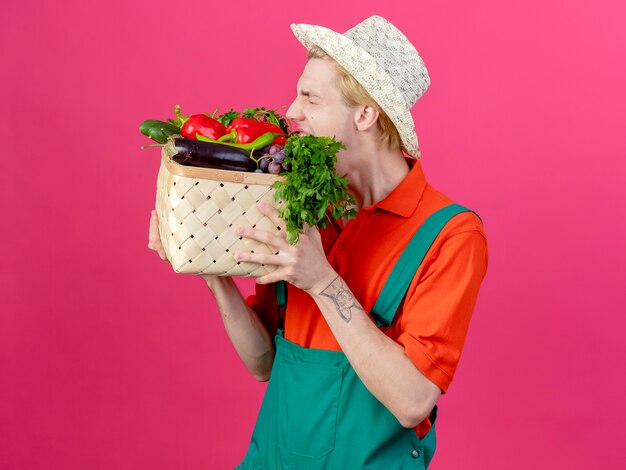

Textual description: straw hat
[291,15,430,159]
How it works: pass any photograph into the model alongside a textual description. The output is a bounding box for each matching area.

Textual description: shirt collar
[372,159,428,218]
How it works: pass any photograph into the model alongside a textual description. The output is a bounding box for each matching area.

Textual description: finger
[148,212,168,261]
[302,221,320,236]
[148,214,157,250]
[258,201,286,231]
[237,226,290,251]
[148,213,161,248]
[255,271,285,285]
[234,251,285,267]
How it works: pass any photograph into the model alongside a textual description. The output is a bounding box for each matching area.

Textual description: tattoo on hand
[319,276,364,323]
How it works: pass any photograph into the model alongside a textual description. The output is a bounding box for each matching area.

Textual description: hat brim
[291,23,421,159]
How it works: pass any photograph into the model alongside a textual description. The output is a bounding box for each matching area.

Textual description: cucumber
[140,120,181,144]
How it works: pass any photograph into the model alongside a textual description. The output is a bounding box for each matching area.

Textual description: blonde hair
[307,46,403,152]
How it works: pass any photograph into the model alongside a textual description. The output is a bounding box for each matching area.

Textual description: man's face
[286,58,356,151]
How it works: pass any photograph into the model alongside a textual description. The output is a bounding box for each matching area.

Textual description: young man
[149,16,488,469]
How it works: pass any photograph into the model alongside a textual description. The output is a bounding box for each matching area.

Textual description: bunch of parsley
[272,134,357,244]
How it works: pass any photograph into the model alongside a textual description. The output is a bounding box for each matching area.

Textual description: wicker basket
[155,147,285,277]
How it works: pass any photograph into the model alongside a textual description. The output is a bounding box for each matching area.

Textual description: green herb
[272,134,357,244]
[216,108,240,126]
[241,107,262,119]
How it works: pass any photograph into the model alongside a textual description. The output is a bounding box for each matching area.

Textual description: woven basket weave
[155,148,285,277]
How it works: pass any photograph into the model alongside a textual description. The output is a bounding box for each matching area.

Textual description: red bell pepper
[272,135,287,146]
[219,117,285,144]
[181,114,227,141]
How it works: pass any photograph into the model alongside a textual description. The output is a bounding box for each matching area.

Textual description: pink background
[2,0,625,468]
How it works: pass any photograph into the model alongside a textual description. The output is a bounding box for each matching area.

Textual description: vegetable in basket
[166,133,283,172]
[164,137,258,172]
[240,107,290,136]
[272,134,357,244]
[181,114,227,141]
[196,131,281,152]
[139,120,181,144]
[219,118,286,146]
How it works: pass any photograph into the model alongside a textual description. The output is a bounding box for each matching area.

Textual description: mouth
[293,126,311,137]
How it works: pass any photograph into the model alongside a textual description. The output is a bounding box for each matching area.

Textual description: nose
[286,97,303,122]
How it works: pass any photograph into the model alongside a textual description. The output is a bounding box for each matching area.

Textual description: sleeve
[396,228,489,393]
[245,282,279,337]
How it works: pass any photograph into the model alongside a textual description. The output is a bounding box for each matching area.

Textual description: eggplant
[165,137,257,172]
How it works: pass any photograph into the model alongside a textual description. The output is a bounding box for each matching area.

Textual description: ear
[353,105,379,132]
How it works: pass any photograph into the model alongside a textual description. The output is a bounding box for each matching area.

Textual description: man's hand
[234,202,336,292]
[148,210,274,380]
[148,210,169,262]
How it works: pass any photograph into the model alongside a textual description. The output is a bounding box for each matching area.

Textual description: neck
[341,141,410,212]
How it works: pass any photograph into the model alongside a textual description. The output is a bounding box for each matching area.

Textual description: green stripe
[370,203,479,327]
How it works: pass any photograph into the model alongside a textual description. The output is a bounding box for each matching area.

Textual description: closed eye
[300,89,320,100]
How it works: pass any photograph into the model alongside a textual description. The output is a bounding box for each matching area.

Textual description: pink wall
[2,0,624,468]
